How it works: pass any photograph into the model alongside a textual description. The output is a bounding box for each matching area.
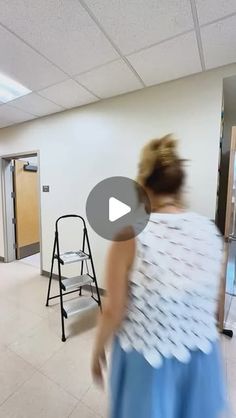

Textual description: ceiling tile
[38,79,98,108]
[76,60,143,99]
[0,121,14,128]
[9,93,64,116]
[84,0,194,55]
[0,25,67,91]
[0,104,35,127]
[0,0,118,75]
[201,15,236,69]
[195,0,236,26]
[127,32,202,87]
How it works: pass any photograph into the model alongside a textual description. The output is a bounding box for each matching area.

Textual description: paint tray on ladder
[57,250,90,265]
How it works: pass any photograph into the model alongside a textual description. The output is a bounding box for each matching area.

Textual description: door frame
[1,150,42,273]
[224,126,236,238]
[219,126,236,331]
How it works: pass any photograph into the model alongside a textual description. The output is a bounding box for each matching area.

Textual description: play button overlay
[86,176,150,241]
[109,197,131,222]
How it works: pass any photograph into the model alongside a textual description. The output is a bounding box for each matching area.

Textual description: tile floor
[20,253,41,269]
[0,260,235,417]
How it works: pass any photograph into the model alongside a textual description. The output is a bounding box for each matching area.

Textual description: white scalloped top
[117,212,223,368]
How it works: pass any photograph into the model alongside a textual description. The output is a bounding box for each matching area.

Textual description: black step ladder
[46,215,102,341]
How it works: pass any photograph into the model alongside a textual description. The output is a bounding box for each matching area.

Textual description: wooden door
[225,127,236,239]
[219,126,236,330]
[14,160,40,259]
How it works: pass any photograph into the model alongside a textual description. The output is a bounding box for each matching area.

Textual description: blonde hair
[137,135,185,195]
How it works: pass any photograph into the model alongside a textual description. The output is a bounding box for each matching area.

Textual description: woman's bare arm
[91,234,135,384]
[218,243,227,331]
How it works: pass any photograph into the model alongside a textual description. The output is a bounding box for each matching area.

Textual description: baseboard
[18,242,40,259]
[0,256,4,262]
[42,269,60,279]
[42,270,106,296]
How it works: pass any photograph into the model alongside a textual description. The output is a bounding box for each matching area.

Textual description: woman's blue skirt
[110,337,227,418]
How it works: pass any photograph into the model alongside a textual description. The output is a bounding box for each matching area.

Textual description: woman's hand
[91,348,107,387]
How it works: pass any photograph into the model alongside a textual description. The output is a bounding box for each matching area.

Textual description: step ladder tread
[61,274,93,291]
[57,250,90,265]
[63,297,97,318]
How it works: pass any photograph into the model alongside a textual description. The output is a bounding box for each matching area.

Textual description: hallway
[0,261,106,418]
[0,260,235,417]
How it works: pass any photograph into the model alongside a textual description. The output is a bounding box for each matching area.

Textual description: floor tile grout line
[67,401,80,418]
[3,321,46,348]
[6,302,58,323]
[35,368,82,402]
[7,322,68,367]
[4,344,39,370]
[4,312,45,338]
[0,368,39,409]
[81,399,104,417]
[4,349,82,404]
[67,397,105,418]
[7,342,64,375]
[0,311,43,327]
[3,287,61,321]
[36,337,95,400]
[5,316,65,362]
[3,262,234,416]
[0,368,80,413]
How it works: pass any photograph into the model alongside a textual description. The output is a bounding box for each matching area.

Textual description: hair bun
[137,134,178,185]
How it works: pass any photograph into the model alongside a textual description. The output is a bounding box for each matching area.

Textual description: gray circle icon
[86,176,150,241]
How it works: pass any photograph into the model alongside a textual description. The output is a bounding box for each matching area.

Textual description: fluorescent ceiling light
[0,72,31,103]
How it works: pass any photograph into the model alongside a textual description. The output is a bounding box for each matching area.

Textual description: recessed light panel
[0,72,31,103]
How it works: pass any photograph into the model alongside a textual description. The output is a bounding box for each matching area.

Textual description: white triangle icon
[109,197,131,222]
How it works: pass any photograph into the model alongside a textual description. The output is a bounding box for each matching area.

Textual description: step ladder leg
[85,228,102,308]
[46,235,57,306]
[56,233,66,342]
[53,228,66,341]
[79,231,86,297]
[79,260,84,296]
[58,259,66,342]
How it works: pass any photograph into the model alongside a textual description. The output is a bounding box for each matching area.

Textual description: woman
[92,135,227,418]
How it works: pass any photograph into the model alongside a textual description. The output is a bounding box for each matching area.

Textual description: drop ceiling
[0,0,236,128]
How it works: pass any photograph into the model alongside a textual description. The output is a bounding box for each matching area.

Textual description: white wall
[1,64,236,285]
